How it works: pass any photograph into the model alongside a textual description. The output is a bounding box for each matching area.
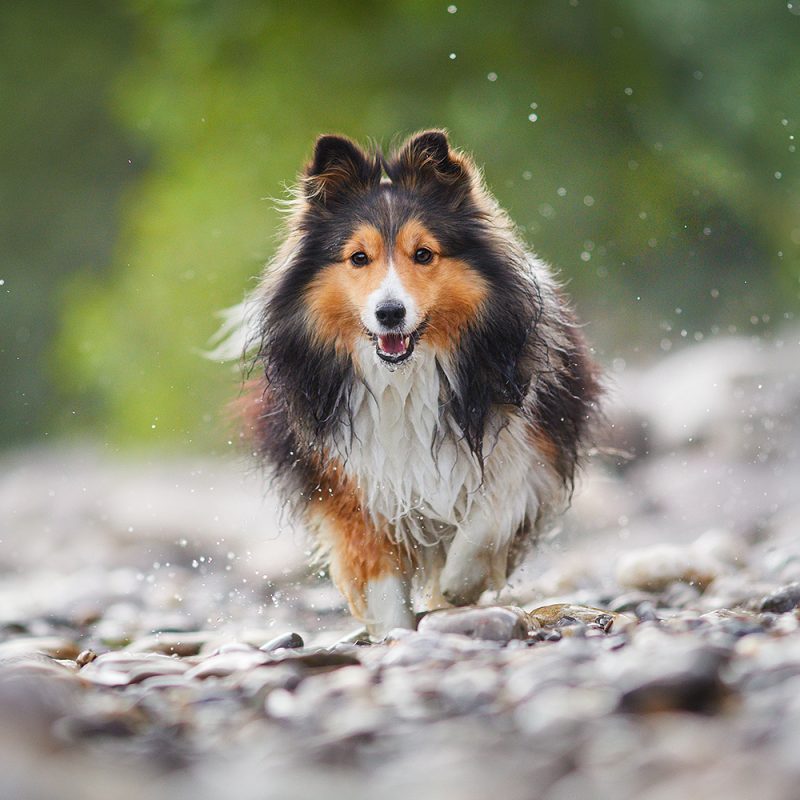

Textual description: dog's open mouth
[375,333,415,364]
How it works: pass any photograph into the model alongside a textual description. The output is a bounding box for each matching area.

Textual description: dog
[238,130,600,638]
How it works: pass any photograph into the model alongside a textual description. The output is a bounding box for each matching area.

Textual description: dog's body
[242,131,599,637]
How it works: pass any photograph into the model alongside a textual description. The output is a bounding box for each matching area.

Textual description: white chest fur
[327,341,558,552]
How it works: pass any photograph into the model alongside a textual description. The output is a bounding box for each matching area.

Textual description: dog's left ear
[389,129,473,194]
[304,134,380,207]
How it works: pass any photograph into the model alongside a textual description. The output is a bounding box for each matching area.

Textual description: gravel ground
[1,332,799,800]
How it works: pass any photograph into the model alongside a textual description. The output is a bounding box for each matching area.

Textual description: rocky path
[1,332,799,800]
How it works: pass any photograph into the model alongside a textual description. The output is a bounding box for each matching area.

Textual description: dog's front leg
[312,508,415,638]
[439,511,513,606]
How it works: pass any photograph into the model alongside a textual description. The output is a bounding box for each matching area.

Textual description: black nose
[375,300,406,327]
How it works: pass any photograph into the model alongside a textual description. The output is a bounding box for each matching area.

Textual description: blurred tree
[3,0,799,450]
[0,1,139,445]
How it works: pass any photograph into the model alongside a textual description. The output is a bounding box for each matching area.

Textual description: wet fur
[241,130,600,635]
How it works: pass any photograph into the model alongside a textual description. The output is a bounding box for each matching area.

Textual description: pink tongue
[378,334,406,355]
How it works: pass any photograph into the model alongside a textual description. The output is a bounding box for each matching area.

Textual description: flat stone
[417,606,529,643]
[615,543,720,592]
[0,636,81,661]
[260,632,304,652]
[125,631,213,657]
[76,649,97,667]
[527,604,631,633]
[618,664,730,715]
[269,647,362,669]
[80,652,190,687]
[758,583,800,614]
[184,650,271,679]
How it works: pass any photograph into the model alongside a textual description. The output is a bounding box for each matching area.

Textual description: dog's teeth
[403,336,410,348]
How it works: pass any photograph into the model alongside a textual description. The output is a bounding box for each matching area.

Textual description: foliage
[3,1,799,449]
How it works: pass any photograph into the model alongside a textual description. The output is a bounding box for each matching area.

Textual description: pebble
[417,606,530,642]
[758,583,800,614]
[618,663,730,715]
[615,542,721,592]
[2,333,800,798]
[125,631,212,656]
[260,631,305,652]
[184,650,271,680]
[76,649,97,667]
[527,603,631,633]
[0,636,81,661]
[80,652,189,687]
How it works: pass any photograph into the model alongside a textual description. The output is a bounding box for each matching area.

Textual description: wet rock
[379,631,497,668]
[216,642,258,654]
[608,591,658,613]
[436,662,501,714]
[75,649,97,667]
[618,663,730,715]
[271,647,361,669]
[516,685,618,736]
[700,609,765,639]
[634,600,660,622]
[758,583,800,614]
[615,542,722,592]
[184,650,270,680]
[260,632,304,652]
[527,604,631,633]
[196,629,304,655]
[125,631,212,657]
[0,636,80,661]
[529,628,563,643]
[418,606,529,643]
[80,652,189,687]
[58,708,147,740]
[228,663,304,698]
[0,659,82,744]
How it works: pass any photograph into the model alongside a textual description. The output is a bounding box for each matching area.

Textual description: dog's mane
[247,133,600,505]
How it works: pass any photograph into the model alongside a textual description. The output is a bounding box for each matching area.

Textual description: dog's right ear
[388,130,474,204]
[304,135,379,207]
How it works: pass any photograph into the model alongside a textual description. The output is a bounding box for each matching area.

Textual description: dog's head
[255,131,597,475]
[261,130,542,450]
[295,130,492,368]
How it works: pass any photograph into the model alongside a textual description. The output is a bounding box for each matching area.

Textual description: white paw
[365,575,415,638]
[439,548,492,606]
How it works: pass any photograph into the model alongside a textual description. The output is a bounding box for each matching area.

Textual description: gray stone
[417,606,530,643]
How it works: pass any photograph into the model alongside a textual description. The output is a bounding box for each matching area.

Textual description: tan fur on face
[305,220,488,355]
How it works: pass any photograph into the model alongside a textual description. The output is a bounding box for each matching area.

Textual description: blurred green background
[2,0,799,452]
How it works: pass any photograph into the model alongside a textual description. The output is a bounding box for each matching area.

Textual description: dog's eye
[350,251,369,267]
[414,247,433,265]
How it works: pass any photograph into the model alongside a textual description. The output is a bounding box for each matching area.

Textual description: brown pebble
[76,649,97,667]
[527,604,632,632]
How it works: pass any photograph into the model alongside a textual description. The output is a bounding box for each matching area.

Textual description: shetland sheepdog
[237,130,599,637]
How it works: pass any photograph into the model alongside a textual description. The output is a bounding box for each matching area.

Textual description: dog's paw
[439,554,491,606]
[365,575,415,638]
